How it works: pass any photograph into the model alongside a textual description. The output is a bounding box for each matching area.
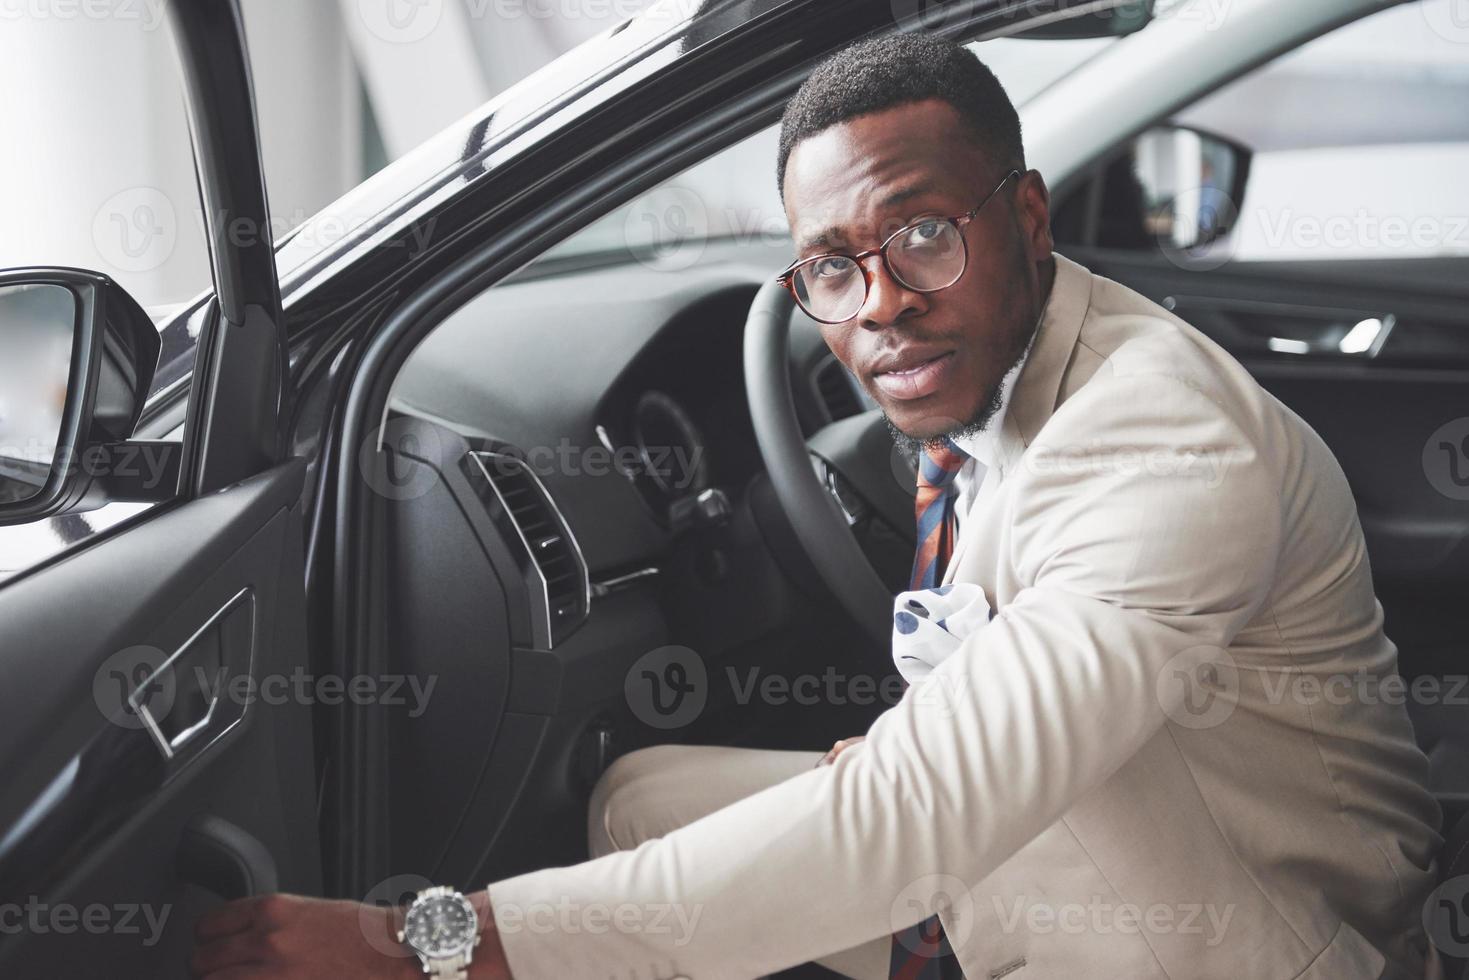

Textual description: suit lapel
[940,254,1094,586]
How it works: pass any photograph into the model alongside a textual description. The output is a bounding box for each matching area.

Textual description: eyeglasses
[777,169,1021,325]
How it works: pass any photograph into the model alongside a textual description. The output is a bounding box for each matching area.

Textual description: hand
[191,891,510,979]
[817,735,866,766]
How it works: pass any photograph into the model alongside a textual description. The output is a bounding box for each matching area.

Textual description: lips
[871,350,955,401]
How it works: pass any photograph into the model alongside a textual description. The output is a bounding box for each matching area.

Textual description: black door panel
[0,462,319,977]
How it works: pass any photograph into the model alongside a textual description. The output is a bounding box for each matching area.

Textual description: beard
[882,316,1037,459]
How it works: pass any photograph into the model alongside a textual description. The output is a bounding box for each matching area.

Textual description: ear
[1016,170,1055,262]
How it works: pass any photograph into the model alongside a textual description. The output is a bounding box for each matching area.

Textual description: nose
[855,253,927,330]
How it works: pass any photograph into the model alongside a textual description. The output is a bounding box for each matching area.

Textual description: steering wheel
[743,279,904,645]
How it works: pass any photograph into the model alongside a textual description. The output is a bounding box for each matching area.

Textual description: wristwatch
[398,886,482,979]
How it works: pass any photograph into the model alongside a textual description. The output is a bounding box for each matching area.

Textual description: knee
[587,744,680,858]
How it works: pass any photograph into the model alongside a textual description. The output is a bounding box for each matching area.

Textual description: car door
[1046,0,1469,799]
[0,2,320,976]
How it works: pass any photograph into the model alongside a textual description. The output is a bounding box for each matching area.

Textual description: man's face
[782,99,1055,442]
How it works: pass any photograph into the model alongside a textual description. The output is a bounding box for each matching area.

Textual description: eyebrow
[795,183,937,254]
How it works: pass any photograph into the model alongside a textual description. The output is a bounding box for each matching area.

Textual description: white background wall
[0,0,648,318]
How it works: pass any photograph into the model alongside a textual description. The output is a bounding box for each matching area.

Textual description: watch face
[404,893,476,958]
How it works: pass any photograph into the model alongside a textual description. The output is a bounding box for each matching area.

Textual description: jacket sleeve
[486,370,1283,980]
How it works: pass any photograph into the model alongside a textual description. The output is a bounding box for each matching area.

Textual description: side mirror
[1131,124,1252,252]
[1053,124,1253,259]
[0,268,177,527]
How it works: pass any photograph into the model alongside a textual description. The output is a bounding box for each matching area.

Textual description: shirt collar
[949,322,1038,470]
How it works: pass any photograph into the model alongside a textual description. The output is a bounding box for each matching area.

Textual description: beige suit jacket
[487,254,1442,980]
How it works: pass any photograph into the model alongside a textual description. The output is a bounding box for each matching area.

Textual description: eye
[811,255,856,279]
[908,220,947,243]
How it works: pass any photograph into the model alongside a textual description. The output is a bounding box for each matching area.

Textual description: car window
[1063,0,1469,262]
[537,33,1124,267]
[0,13,205,581]
[0,13,212,321]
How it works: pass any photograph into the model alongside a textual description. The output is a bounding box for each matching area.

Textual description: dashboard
[389,239,868,581]
[378,238,886,888]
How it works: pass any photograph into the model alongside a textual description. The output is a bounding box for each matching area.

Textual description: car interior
[370,7,1469,960]
[2,2,1466,978]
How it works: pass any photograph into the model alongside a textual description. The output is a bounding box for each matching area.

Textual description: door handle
[1163,295,1397,359]
[128,588,256,764]
[177,814,278,900]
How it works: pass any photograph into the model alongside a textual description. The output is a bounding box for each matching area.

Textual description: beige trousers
[587,744,892,980]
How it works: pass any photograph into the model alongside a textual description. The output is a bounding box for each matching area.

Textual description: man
[191,34,1442,980]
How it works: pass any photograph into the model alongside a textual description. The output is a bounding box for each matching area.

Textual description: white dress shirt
[950,324,1038,530]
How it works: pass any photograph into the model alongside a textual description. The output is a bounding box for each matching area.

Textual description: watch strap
[422,951,469,980]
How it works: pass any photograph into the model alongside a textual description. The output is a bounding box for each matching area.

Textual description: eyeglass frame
[776,168,1023,324]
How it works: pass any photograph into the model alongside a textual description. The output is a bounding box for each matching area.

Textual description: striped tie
[909,438,970,592]
[891,437,970,980]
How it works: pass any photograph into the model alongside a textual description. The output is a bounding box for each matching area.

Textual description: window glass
[1064,0,1469,262]
[0,11,211,321]
[537,33,1123,267]
[0,11,203,581]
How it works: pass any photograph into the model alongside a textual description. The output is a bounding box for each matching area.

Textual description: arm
[487,370,1283,979]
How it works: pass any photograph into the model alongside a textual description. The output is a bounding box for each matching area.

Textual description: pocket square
[891,582,994,683]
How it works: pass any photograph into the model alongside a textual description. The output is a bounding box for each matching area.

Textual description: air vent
[813,356,864,422]
[465,450,589,648]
